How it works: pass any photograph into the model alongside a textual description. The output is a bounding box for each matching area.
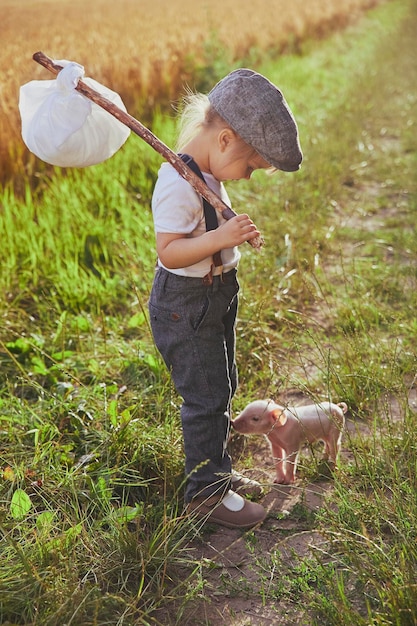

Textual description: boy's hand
[216,214,260,248]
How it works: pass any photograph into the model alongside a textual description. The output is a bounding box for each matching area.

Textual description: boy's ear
[271,407,287,426]
[218,128,234,152]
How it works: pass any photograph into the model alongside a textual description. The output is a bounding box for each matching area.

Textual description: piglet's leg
[322,441,330,462]
[271,444,289,484]
[324,428,342,466]
[283,450,299,483]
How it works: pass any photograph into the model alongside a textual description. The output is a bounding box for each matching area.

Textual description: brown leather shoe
[187,490,266,529]
[230,472,264,498]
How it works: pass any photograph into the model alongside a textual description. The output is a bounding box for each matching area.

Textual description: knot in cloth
[55,60,85,95]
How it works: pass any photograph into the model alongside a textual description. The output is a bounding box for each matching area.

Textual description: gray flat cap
[208,68,302,172]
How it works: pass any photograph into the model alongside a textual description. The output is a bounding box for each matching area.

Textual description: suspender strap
[179,153,223,269]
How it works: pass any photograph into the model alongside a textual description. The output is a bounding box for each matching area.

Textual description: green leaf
[143,353,161,374]
[128,312,146,328]
[10,489,32,519]
[74,315,91,332]
[108,399,118,427]
[6,338,31,355]
[51,350,74,362]
[113,504,143,524]
[30,355,48,375]
[36,511,55,532]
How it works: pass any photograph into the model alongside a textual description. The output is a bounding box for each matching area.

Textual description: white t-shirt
[151,162,241,277]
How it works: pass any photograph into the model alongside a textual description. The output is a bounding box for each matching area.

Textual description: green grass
[1,0,417,623]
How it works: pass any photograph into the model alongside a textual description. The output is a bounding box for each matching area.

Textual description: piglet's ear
[271,408,287,426]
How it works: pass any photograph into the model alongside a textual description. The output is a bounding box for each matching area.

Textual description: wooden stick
[32,51,264,250]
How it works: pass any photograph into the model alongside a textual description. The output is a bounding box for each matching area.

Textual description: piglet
[232,399,347,484]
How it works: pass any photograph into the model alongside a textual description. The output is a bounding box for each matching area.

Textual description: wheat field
[2,0,383,184]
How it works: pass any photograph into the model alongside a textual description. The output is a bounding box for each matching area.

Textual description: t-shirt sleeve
[151,164,203,234]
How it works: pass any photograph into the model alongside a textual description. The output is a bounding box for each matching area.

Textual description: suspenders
[179,153,223,280]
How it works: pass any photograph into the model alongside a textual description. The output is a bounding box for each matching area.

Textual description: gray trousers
[149,266,239,502]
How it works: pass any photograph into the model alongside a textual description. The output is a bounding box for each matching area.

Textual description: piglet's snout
[232,419,261,436]
[231,418,246,433]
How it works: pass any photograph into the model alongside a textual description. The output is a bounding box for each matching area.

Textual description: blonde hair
[175,88,275,171]
[175,91,224,151]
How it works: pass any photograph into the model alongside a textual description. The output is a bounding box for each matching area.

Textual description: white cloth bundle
[19,60,130,167]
